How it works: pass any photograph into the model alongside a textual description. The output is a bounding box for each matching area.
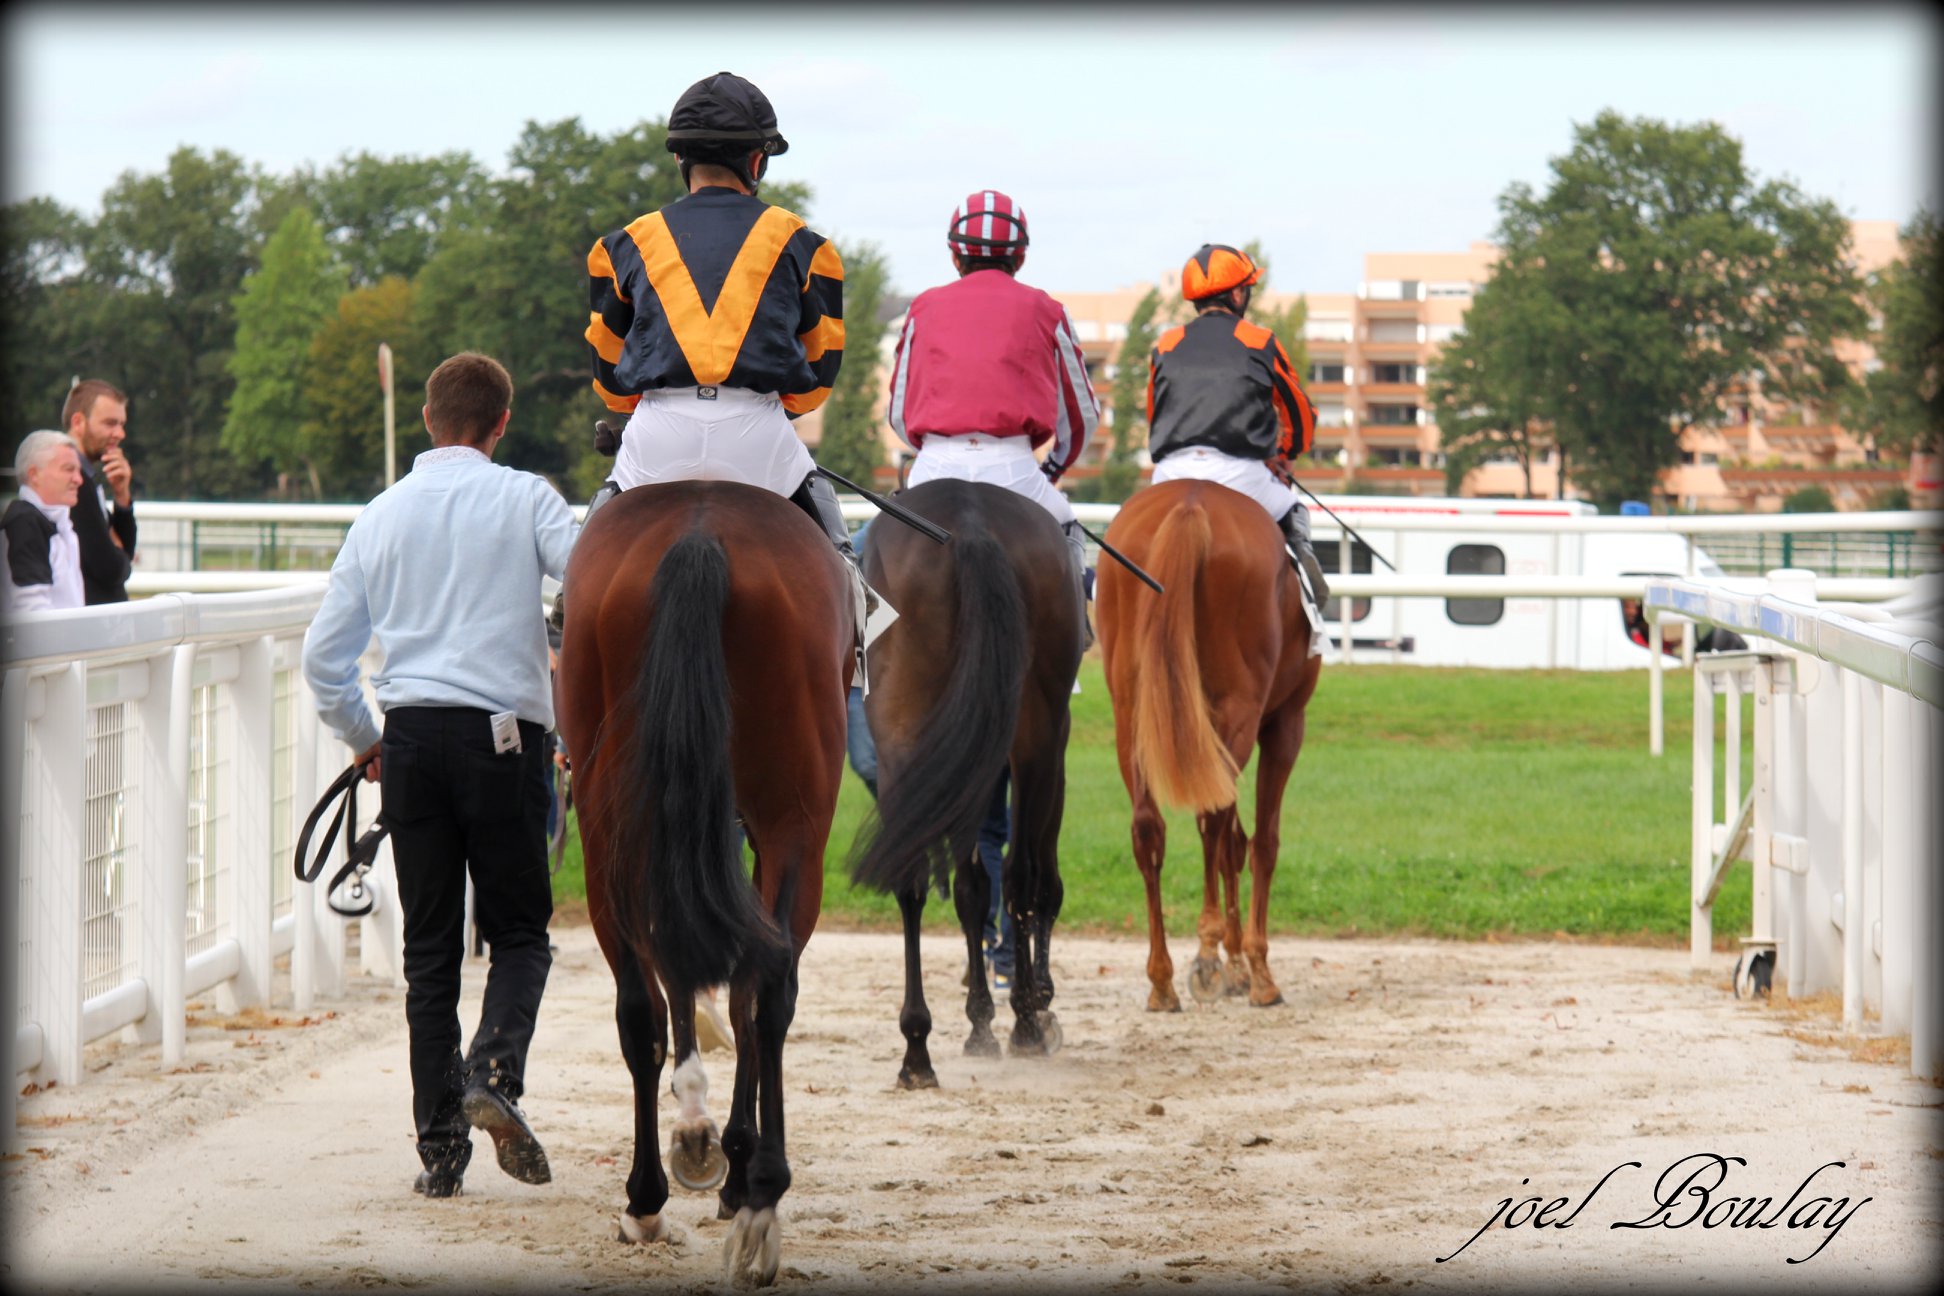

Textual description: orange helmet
[1181,244,1261,302]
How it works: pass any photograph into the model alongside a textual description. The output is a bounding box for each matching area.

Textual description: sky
[5,4,1938,300]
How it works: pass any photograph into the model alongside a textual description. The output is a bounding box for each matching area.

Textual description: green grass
[552,662,1754,946]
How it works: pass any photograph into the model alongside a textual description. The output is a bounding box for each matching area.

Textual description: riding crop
[1072,522,1165,595]
[814,465,951,545]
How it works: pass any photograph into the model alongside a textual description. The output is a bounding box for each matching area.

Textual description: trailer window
[1446,544,1505,625]
[1317,539,1373,624]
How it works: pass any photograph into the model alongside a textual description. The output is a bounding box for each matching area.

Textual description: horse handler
[301,352,579,1198]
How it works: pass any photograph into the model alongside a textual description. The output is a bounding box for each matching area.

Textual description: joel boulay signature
[1437,1153,1871,1265]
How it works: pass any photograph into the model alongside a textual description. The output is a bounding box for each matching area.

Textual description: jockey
[1146,243,1330,604]
[886,189,1101,645]
[578,71,862,579]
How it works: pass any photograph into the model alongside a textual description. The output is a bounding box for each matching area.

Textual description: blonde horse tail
[1128,501,1240,813]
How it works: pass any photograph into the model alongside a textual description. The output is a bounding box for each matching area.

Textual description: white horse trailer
[1304,496,1723,670]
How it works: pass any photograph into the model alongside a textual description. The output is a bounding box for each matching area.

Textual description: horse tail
[851,526,1027,899]
[606,530,785,990]
[1128,501,1240,813]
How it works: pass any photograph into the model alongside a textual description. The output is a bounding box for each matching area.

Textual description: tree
[1242,239,1309,386]
[1844,207,1940,457]
[301,277,427,500]
[1427,260,1564,496]
[223,207,349,495]
[814,240,891,486]
[1477,110,1865,507]
[1782,484,1835,513]
[266,151,492,288]
[0,197,97,439]
[1080,287,1162,504]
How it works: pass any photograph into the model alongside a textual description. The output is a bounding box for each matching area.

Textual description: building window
[1366,404,1420,426]
[1316,404,1348,427]
[1446,544,1505,626]
[1370,362,1416,384]
[1317,539,1373,624]
[1366,447,1415,466]
[1310,363,1346,383]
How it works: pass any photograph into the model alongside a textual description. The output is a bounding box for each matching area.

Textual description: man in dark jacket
[60,379,136,603]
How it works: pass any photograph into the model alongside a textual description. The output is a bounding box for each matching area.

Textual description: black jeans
[380,706,554,1158]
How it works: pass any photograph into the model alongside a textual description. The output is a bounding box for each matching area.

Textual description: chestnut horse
[1096,479,1322,1011]
[850,479,1084,1085]
[555,481,853,1285]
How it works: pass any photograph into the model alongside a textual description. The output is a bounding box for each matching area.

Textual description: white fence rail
[3,590,406,1147]
[1646,572,1941,1079]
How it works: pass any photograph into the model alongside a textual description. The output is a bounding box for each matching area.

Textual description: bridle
[293,758,390,918]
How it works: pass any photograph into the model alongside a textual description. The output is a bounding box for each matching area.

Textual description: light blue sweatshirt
[301,446,579,755]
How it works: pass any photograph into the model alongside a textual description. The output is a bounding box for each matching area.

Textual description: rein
[293,758,389,918]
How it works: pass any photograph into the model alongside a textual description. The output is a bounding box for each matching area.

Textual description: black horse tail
[606,531,785,991]
[850,526,1027,899]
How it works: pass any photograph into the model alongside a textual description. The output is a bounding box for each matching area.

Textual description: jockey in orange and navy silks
[886,189,1101,641]
[1145,242,1330,604]
[577,71,862,579]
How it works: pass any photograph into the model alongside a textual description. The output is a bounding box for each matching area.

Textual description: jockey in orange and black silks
[1145,242,1331,604]
[578,71,857,569]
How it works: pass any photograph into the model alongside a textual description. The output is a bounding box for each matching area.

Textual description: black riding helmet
[665,71,789,192]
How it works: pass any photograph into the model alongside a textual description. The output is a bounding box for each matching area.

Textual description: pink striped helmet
[947,190,1029,267]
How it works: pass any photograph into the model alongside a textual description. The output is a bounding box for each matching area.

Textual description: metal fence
[1647,572,1941,1079]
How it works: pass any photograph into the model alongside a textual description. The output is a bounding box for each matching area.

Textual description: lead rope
[293,758,390,918]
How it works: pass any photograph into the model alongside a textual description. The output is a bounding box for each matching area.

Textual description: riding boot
[1061,520,1095,652]
[547,479,621,640]
[1278,504,1330,606]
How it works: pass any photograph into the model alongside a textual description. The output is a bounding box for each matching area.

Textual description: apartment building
[801,220,1916,511]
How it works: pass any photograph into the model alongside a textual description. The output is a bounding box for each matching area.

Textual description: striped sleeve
[1046,306,1099,477]
[1145,346,1161,427]
[585,233,641,414]
[886,309,919,450]
[784,235,844,418]
[1267,336,1315,456]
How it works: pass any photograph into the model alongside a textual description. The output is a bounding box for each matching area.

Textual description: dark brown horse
[555,481,852,1285]
[1097,479,1322,1011]
[850,479,1083,1085]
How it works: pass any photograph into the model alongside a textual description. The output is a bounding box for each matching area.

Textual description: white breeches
[907,433,1076,528]
[612,387,816,497]
[1150,446,1301,529]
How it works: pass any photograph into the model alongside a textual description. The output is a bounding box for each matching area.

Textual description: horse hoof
[1188,957,1223,1004]
[669,1124,729,1192]
[1222,961,1253,997]
[617,1211,670,1245]
[964,1031,1002,1058]
[724,1206,781,1287]
[897,1067,940,1091]
[1147,986,1182,1013]
[1038,1012,1063,1055]
[1250,990,1286,1009]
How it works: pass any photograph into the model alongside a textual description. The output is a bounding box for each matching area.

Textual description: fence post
[2,668,29,1143]
[1913,702,1941,1079]
[1879,688,1914,1035]
[1648,607,1665,757]
[1751,663,1775,946]
[131,645,192,1063]
[228,636,274,1009]
[1691,666,1716,970]
[34,663,87,1085]
[1841,669,1864,1033]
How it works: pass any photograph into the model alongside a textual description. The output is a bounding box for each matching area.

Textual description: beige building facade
[802,220,1918,512]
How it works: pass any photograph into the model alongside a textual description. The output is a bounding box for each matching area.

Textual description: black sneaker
[462,1082,552,1185]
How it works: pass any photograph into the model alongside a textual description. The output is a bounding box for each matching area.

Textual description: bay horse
[1096,479,1323,1011]
[850,479,1083,1085]
[555,480,853,1285]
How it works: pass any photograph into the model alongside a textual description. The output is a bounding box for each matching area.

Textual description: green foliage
[1074,288,1161,504]
[1475,110,1865,507]
[1781,484,1835,513]
[1,197,93,437]
[301,277,427,500]
[1428,259,1563,496]
[813,240,891,485]
[266,151,492,288]
[1843,207,1941,456]
[1242,238,1309,381]
[223,207,349,492]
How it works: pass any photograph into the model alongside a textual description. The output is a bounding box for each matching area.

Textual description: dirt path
[5,924,1938,1293]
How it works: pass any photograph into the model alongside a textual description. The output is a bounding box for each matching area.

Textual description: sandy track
[5,922,1939,1293]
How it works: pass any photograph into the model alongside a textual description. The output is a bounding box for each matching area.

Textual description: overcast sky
[6,4,1937,299]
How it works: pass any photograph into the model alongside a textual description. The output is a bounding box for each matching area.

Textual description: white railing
[3,590,407,1146]
[1646,571,1941,1079]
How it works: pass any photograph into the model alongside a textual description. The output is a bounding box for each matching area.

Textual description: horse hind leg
[1242,693,1310,1008]
[1131,787,1179,1012]
[953,850,1001,1058]
[724,945,800,1287]
[895,884,939,1088]
[665,999,729,1194]
[1217,812,1253,998]
[611,952,676,1244]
